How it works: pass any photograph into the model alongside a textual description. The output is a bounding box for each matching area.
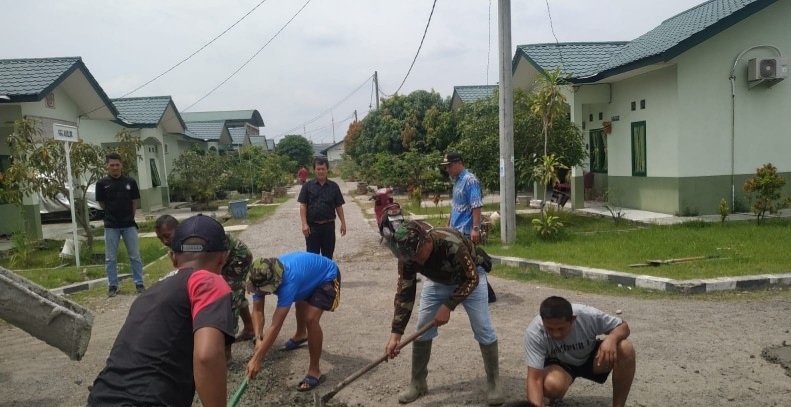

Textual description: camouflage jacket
[391,227,482,335]
[222,234,253,284]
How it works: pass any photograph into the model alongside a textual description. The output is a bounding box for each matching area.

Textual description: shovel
[227,377,248,407]
[313,322,436,407]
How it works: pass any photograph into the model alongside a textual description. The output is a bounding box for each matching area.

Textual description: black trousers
[306,221,336,260]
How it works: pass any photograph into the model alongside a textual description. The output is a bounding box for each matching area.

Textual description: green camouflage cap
[393,223,424,261]
[249,257,284,294]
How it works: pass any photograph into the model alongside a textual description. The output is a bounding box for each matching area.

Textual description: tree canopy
[276,134,313,167]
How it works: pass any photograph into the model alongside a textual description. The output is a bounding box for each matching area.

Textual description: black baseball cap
[171,214,229,252]
[440,152,463,165]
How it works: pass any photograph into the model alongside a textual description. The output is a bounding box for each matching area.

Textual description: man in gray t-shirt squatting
[523,296,636,407]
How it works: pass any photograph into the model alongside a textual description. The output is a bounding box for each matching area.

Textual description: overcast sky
[4,0,705,144]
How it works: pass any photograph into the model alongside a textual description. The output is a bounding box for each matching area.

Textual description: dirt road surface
[2,180,790,407]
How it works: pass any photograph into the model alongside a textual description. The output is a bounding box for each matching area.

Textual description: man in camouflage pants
[383,220,503,406]
[154,215,254,360]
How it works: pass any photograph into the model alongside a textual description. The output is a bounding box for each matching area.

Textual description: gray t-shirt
[524,304,623,369]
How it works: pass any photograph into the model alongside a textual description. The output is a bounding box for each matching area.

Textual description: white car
[39,184,104,221]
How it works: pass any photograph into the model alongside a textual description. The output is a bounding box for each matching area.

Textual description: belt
[311,219,335,225]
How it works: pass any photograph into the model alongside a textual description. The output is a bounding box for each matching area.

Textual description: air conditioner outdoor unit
[747,57,788,82]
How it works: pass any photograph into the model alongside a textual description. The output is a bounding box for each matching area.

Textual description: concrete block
[635,276,671,291]
[701,277,736,292]
[539,262,562,274]
[0,267,94,361]
[769,273,791,286]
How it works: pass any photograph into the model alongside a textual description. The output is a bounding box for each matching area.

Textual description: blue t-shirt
[449,169,483,236]
[252,252,338,308]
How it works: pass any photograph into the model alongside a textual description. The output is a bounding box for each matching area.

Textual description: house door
[589,129,607,173]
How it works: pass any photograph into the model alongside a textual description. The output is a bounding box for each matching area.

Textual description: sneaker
[135,284,145,294]
[108,286,118,297]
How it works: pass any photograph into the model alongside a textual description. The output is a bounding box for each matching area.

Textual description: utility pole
[498,0,516,244]
[331,110,336,143]
[354,109,358,122]
[374,71,380,109]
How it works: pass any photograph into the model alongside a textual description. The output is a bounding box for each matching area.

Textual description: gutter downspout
[728,45,782,211]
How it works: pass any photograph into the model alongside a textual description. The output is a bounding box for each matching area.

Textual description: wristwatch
[253,335,263,344]
[472,226,480,231]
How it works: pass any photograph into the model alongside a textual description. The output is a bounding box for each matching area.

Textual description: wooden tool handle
[320,323,436,403]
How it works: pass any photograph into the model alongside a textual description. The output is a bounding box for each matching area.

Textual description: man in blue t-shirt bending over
[245,252,340,392]
[523,296,636,407]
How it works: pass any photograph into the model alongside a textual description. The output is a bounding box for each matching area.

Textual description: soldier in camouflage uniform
[383,220,503,406]
[154,215,255,357]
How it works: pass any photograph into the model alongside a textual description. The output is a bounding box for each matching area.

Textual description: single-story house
[319,140,345,166]
[184,120,232,152]
[0,57,118,238]
[312,142,333,158]
[81,95,194,211]
[229,126,251,149]
[512,0,790,215]
[450,85,497,111]
[249,135,268,150]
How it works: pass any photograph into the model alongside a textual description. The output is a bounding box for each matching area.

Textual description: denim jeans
[414,266,497,345]
[104,226,144,287]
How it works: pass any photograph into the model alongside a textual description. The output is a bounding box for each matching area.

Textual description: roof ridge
[661,0,717,23]
[519,42,629,48]
[0,56,81,63]
[112,95,172,101]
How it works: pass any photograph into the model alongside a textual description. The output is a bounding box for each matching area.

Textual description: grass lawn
[6,238,168,289]
[222,204,280,227]
[479,213,791,280]
[403,202,500,216]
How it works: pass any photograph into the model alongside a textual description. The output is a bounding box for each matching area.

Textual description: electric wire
[183,0,314,111]
[277,74,374,136]
[80,0,271,118]
[386,0,439,96]
[544,0,565,69]
[122,0,271,98]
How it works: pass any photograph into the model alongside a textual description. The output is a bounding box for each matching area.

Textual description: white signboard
[53,123,79,142]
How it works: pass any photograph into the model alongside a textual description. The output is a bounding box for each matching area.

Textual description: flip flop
[279,338,307,351]
[296,374,326,392]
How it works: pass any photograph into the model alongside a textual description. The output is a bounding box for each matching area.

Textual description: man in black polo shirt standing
[95,152,144,297]
[298,156,346,260]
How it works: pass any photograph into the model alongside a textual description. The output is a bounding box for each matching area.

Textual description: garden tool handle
[227,377,248,407]
[318,322,436,404]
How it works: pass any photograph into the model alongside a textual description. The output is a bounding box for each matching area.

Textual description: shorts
[544,340,610,384]
[307,270,341,311]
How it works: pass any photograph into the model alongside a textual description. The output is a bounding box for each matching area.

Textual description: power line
[183,0,314,111]
[387,0,439,96]
[121,0,271,98]
[544,0,565,69]
[277,74,374,136]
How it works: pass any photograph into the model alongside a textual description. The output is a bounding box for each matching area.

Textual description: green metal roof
[112,96,186,130]
[515,0,776,82]
[266,139,275,151]
[229,127,247,145]
[249,135,267,147]
[453,85,497,103]
[515,43,628,78]
[0,57,118,116]
[181,110,264,127]
[184,120,226,141]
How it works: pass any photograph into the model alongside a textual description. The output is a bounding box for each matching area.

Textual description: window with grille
[150,159,161,187]
[589,129,607,173]
[631,121,647,176]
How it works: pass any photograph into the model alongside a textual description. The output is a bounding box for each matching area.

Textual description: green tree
[276,134,313,167]
[2,119,141,253]
[257,153,295,192]
[169,149,226,205]
[530,67,568,156]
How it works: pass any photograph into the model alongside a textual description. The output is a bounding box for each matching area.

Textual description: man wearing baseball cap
[440,151,498,303]
[383,220,503,405]
[88,214,234,407]
[245,251,341,392]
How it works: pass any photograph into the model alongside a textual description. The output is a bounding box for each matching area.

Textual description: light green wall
[139,186,163,212]
[79,118,125,145]
[675,0,791,179]
[20,87,80,123]
[513,56,539,92]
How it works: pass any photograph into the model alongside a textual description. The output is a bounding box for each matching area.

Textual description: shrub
[743,163,791,224]
[719,198,729,224]
[531,209,564,240]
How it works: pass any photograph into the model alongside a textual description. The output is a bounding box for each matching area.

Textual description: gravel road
[1,180,790,407]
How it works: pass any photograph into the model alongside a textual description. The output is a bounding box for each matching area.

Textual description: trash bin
[229,199,249,219]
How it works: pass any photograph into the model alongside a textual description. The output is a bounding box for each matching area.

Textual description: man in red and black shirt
[88,214,234,407]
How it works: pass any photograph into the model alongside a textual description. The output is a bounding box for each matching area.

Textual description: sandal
[279,338,307,351]
[296,374,326,392]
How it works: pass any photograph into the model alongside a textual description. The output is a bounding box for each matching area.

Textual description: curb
[50,274,132,295]
[492,255,791,293]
